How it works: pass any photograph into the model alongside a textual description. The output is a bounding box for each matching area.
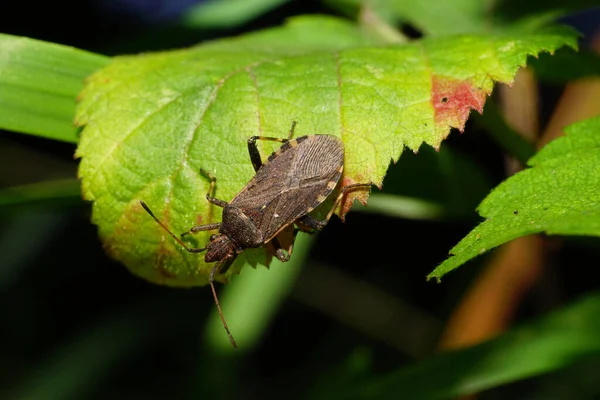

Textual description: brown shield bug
[140,122,371,347]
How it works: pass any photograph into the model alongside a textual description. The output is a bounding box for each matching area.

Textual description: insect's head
[205,234,235,262]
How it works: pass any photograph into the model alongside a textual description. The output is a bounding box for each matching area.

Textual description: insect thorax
[220,204,264,249]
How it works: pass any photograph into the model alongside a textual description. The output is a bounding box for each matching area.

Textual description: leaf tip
[426,272,442,283]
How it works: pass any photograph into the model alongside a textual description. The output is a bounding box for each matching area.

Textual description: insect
[140,121,371,347]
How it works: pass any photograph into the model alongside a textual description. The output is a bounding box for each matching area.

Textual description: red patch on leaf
[432,75,487,133]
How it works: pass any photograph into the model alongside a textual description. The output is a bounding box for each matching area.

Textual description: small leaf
[430,115,600,280]
[75,15,578,286]
[0,34,109,142]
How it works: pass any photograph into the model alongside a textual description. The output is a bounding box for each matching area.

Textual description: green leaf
[0,179,81,209]
[324,0,564,36]
[345,291,600,399]
[373,0,492,36]
[0,34,109,143]
[181,0,292,29]
[430,115,600,280]
[325,0,488,36]
[75,15,577,287]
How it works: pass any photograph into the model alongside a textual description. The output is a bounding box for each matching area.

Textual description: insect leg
[246,120,297,172]
[173,170,226,236]
[142,198,237,348]
[271,228,300,262]
[209,256,238,348]
[296,215,322,232]
[299,183,372,230]
[180,222,221,238]
[215,255,236,276]
[139,201,207,253]
[200,168,228,207]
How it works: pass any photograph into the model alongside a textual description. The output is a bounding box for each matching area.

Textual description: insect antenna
[209,260,238,348]
[141,200,237,347]
[139,200,207,253]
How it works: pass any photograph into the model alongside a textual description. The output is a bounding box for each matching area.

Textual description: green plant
[1,0,600,399]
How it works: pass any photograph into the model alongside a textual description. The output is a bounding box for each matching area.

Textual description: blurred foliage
[0,1,600,399]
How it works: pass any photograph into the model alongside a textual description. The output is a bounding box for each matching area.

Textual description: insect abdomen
[231,135,345,241]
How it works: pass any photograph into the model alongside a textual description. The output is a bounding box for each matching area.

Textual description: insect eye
[210,234,218,241]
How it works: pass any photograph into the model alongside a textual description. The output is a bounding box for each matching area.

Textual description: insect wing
[231,135,344,241]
